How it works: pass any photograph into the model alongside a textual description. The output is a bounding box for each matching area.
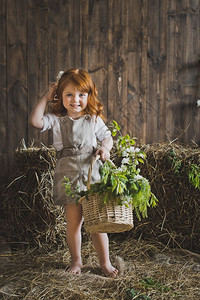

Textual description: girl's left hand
[95,146,110,162]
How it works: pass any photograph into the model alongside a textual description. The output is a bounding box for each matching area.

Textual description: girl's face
[62,83,88,119]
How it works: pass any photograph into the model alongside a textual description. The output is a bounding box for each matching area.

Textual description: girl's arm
[29,83,57,129]
[96,136,113,161]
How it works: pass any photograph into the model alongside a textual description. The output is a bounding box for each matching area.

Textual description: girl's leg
[91,233,118,278]
[64,203,83,274]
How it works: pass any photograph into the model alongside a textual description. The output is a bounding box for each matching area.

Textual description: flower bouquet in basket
[63,121,158,234]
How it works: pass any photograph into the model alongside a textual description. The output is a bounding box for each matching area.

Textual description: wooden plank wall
[0,0,199,189]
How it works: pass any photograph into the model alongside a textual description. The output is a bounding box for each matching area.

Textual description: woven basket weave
[79,155,133,233]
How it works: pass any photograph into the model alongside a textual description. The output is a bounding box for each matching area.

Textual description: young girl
[29,68,118,278]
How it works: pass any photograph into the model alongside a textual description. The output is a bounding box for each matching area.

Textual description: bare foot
[101,263,118,278]
[66,261,82,275]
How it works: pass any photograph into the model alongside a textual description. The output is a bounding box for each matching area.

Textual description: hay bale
[2,146,67,251]
[131,143,200,253]
[2,143,200,253]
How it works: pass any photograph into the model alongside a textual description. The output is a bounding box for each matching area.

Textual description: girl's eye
[80,93,87,97]
[67,94,73,97]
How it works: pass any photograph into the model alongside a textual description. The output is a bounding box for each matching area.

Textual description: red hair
[51,68,104,119]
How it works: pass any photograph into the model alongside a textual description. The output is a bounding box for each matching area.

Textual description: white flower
[134,174,143,180]
[122,150,129,157]
[121,157,129,165]
[126,147,134,153]
[117,167,123,172]
[197,100,200,107]
[118,164,127,172]
[57,71,64,81]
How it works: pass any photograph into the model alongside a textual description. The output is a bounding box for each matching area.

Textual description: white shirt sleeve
[41,113,59,132]
[93,116,111,142]
[41,113,63,150]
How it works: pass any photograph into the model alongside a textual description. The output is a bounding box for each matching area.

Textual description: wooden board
[0,0,7,187]
[107,0,128,133]
[127,0,148,141]
[49,0,70,79]
[88,0,109,117]
[6,0,28,169]
[27,0,49,146]
[146,0,167,143]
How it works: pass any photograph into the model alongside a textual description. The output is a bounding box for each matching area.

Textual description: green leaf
[188,163,200,190]
[138,158,144,163]
[112,130,117,137]
[112,120,121,131]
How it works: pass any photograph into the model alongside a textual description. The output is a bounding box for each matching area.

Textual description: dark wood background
[0,0,200,189]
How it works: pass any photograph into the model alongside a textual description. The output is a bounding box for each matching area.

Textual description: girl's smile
[62,83,88,119]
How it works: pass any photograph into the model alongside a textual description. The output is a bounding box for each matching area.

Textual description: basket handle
[87,154,116,189]
[78,155,116,204]
[87,154,100,189]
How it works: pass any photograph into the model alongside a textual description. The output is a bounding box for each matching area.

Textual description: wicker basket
[79,155,133,233]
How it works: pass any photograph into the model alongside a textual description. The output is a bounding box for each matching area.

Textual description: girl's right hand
[29,83,58,129]
[46,82,58,102]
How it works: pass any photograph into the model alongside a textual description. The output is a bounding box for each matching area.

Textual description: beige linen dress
[53,115,102,206]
